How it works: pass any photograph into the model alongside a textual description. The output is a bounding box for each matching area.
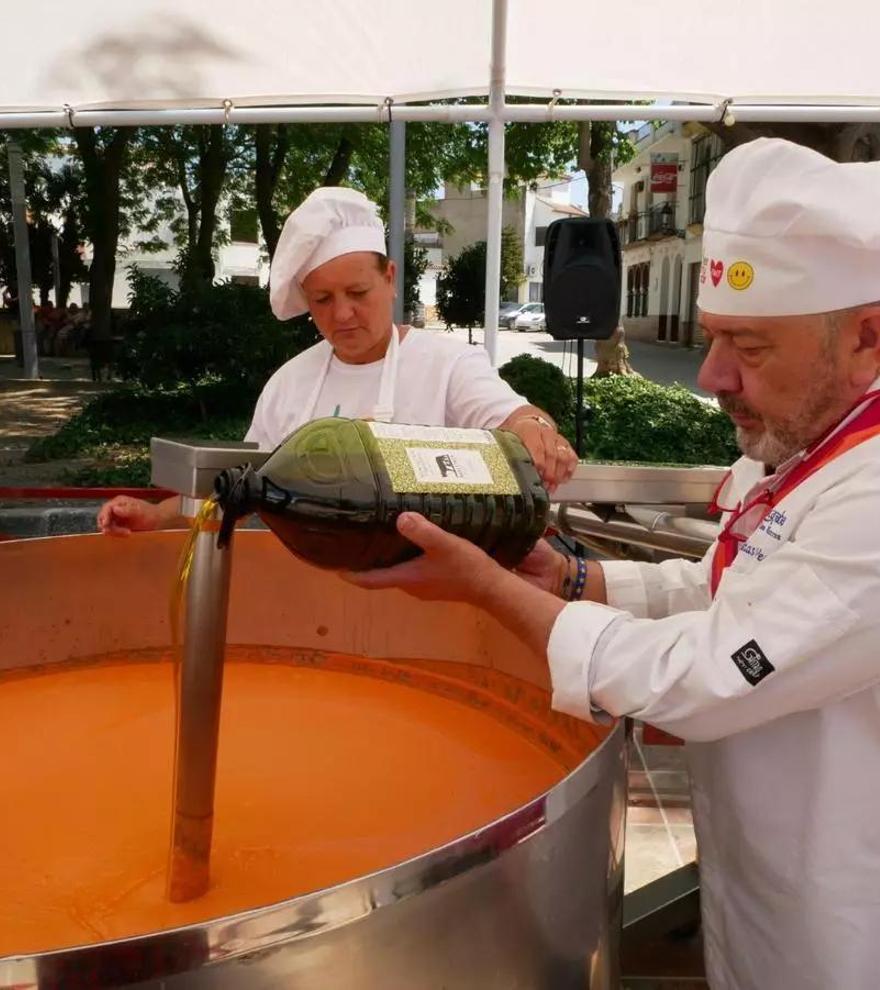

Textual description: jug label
[368,423,495,445]
[407,447,494,486]
[368,430,521,494]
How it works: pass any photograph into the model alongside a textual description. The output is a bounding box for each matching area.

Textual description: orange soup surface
[0,648,591,957]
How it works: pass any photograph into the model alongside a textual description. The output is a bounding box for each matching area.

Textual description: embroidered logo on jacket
[731,640,775,686]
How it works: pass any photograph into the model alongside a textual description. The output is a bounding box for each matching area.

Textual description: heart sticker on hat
[710,260,724,287]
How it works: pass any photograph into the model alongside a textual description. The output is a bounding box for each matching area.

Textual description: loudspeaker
[543,217,622,340]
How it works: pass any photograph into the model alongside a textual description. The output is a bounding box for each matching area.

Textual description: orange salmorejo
[0,647,592,957]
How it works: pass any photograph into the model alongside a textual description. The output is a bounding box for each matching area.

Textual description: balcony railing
[617,202,680,247]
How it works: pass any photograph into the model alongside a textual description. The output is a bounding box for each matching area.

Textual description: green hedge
[500,354,737,465]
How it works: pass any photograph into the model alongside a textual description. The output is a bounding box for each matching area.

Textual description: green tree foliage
[436,227,524,340]
[0,134,88,308]
[139,125,252,287]
[436,241,486,343]
[500,224,523,300]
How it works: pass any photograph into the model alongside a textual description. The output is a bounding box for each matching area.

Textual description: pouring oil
[167,494,220,903]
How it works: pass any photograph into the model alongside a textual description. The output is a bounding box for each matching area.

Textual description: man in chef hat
[350,138,880,990]
[99,187,576,535]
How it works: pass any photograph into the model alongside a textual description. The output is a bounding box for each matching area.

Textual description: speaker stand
[575,338,586,459]
[574,339,587,561]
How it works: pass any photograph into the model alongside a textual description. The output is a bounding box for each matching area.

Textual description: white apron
[294,324,401,430]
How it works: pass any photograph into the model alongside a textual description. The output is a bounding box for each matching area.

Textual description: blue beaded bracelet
[570,555,587,601]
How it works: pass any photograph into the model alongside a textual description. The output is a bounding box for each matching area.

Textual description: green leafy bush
[581,375,737,465]
[27,383,252,462]
[115,268,320,401]
[499,353,574,434]
[498,354,737,466]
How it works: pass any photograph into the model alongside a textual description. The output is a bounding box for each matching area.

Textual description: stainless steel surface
[624,505,719,545]
[389,118,406,326]
[553,504,716,560]
[0,532,627,989]
[150,438,268,500]
[167,504,233,902]
[554,463,727,507]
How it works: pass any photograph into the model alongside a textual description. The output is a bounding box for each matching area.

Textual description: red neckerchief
[709,389,880,597]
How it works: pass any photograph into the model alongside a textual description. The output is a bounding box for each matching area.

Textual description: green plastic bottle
[214,418,549,571]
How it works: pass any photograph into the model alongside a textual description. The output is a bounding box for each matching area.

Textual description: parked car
[512,302,546,332]
[498,301,522,328]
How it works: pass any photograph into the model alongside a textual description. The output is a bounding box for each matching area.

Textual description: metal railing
[551,503,718,561]
[618,203,680,246]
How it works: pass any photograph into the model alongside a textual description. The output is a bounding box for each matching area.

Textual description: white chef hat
[697,137,880,317]
[270,187,386,319]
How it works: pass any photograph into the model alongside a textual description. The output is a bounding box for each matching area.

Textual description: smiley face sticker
[727,261,754,291]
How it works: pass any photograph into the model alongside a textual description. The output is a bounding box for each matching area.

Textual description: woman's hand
[97,495,181,536]
[508,416,578,493]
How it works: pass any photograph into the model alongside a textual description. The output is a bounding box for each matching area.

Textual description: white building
[612,122,725,345]
[423,177,587,313]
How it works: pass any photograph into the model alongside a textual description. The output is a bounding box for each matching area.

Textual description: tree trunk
[578,122,632,375]
[323,134,355,187]
[193,126,228,285]
[75,127,132,342]
[578,121,614,219]
[255,124,289,261]
[592,325,638,377]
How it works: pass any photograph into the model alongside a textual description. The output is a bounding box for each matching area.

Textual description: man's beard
[718,360,843,466]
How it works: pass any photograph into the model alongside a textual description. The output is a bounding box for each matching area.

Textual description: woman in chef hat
[99,187,577,535]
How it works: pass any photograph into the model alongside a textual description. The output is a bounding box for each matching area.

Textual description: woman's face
[302,253,397,364]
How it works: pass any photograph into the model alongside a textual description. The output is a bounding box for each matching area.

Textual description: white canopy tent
[4,0,880,116]
[3,0,880,366]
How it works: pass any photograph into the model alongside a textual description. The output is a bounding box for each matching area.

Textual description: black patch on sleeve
[731,639,775,686]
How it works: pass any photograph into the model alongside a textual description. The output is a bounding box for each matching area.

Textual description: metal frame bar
[482,0,508,366]
[3,102,878,132]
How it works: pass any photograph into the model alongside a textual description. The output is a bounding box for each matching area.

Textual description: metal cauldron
[0,531,626,989]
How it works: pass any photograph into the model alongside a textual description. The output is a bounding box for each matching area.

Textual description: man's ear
[855,308,880,354]
[848,305,880,390]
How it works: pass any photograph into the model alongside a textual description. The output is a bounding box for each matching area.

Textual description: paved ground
[425,324,708,395]
[0,356,109,486]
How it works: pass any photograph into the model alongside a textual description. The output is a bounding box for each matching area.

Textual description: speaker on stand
[542,217,622,459]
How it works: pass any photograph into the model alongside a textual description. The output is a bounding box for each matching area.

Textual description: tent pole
[389,118,406,325]
[483,0,508,367]
[7,142,39,379]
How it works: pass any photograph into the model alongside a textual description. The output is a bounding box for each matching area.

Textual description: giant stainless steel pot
[0,531,626,990]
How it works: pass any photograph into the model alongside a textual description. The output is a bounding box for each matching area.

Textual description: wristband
[571,555,587,601]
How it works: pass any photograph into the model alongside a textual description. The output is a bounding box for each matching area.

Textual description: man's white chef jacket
[548,402,880,990]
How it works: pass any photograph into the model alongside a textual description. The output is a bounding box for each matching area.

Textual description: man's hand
[97,495,178,536]
[346,512,568,660]
[513,539,570,596]
[507,416,578,493]
[344,512,502,603]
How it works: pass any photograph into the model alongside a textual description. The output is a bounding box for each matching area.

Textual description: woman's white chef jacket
[548,388,880,990]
